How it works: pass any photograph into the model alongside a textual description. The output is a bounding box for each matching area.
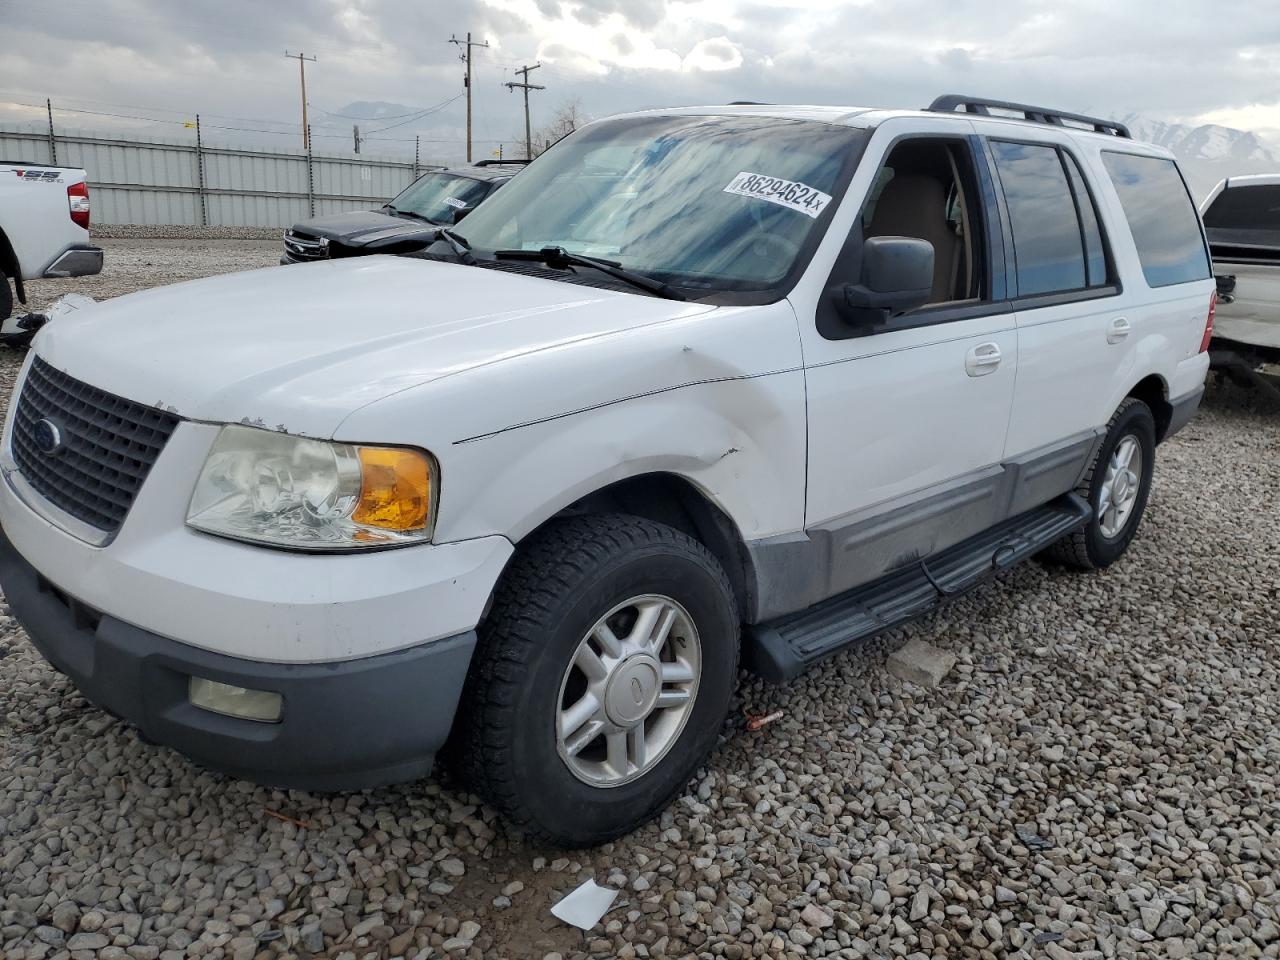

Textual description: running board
[743,494,1091,683]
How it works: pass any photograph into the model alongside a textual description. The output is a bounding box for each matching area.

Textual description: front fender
[434,367,808,545]
[335,299,808,547]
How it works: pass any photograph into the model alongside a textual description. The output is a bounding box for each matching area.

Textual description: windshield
[453,114,867,297]
[391,173,491,223]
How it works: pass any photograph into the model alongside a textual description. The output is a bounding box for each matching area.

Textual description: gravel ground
[19,238,281,312]
[2,243,1280,960]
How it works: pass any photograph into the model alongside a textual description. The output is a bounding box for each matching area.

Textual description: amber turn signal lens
[352,447,433,532]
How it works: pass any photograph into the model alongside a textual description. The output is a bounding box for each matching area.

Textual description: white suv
[0,96,1213,846]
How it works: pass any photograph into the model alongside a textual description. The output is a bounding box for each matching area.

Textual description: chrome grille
[10,357,179,534]
[282,229,329,262]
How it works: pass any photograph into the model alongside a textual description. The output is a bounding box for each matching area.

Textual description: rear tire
[1047,398,1156,570]
[450,514,738,847]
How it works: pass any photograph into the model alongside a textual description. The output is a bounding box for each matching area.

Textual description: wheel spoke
[661,661,695,685]
[655,689,691,709]
[627,725,647,770]
[628,601,663,650]
[605,730,629,777]
[575,643,609,682]
[560,692,601,741]
[592,622,623,658]
[563,719,605,757]
[649,606,678,654]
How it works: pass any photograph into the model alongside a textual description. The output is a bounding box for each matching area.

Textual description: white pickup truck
[0,161,103,340]
[1200,175,1280,395]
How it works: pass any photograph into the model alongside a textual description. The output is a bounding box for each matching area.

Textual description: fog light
[189,677,283,723]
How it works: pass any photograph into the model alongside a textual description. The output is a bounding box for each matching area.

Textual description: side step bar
[743,494,1091,683]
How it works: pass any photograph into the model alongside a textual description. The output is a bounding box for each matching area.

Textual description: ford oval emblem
[33,418,63,456]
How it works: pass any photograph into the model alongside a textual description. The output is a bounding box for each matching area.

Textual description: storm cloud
[3,0,1279,159]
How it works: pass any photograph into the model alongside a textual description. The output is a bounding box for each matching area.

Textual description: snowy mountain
[1118,115,1280,199]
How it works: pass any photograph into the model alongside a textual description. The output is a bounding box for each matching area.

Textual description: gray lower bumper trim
[0,525,476,791]
[1163,385,1205,442]
[43,245,104,278]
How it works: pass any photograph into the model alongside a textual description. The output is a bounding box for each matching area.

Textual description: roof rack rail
[926,95,1131,139]
[474,158,531,166]
[728,101,771,106]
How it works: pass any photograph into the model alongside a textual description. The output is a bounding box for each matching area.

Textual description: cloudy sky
[3,0,1280,162]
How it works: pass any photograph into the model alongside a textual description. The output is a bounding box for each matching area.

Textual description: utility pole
[284,50,317,151]
[46,98,57,165]
[449,32,489,163]
[504,63,544,160]
[353,124,362,154]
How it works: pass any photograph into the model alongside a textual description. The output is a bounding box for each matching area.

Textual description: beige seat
[866,175,962,303]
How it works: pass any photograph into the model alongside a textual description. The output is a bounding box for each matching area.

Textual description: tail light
[1199,290,1215,353]
[67,181,90,230]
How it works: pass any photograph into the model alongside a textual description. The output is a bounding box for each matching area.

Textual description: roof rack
[926,95,1131,139]
[474,158,531,167]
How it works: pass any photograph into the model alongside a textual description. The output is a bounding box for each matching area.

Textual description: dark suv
[281,160,525,264]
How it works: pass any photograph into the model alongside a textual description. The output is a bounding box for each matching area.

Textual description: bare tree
[510,98,590,158]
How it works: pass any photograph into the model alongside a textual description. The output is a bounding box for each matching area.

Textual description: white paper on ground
[550,879,619,930]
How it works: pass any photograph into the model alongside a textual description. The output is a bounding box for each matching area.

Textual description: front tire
[1047,397,1156,569]
[450,514,739,847]
[0,268,13,325]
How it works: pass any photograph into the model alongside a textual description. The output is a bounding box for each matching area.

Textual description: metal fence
[0,123,428,228]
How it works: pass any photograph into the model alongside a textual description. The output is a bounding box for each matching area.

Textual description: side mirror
[835,236,934,327]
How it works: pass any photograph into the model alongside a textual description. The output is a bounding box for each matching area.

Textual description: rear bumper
[1163,385,1204,442]
[42,244,104,279]
[0,525,476,791]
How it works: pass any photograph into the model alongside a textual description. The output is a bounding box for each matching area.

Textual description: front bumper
[42,244,104,279]
[0,525,476,790]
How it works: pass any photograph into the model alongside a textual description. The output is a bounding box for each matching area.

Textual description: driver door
[800,132,1019,598]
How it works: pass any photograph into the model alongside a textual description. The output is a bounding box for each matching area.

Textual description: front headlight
[186,425,436,550]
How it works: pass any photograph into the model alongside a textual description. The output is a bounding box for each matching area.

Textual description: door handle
[965,342,1002,377]
[1107,317,1131,344]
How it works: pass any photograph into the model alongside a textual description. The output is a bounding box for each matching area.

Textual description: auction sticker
[723,172,832,219]
[443,196,468,209]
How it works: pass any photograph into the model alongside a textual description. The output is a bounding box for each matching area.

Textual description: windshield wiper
[493,246,686,301]
[387,207,444,226]
[435,227,475,264]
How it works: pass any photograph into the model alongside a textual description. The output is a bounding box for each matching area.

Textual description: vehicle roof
[612,104,1176,156]
[432,164,519,182]
[1217,173,1280,189]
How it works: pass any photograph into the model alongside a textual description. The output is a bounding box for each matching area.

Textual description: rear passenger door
[987,136,1129,502]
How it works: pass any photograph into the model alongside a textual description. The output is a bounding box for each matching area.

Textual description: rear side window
[990,141,1087,296]
[1101,153,1210,287]
[1063,154,1108,287]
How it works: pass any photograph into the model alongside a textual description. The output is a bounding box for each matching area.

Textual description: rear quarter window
[1101,152,1210,288]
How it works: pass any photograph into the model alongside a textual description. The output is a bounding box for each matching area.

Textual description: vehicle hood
[32,256,715,438]
[292,210,437,242]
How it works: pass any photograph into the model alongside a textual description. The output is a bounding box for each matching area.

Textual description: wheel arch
[0,227,24,304]
[494,471,757,623]
[1125,373,1173,442]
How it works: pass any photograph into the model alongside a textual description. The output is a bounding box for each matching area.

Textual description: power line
[361,93,464,134]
